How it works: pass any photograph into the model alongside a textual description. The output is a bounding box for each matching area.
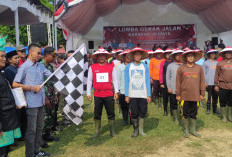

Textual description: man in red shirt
[16,45,27,67]
[87,48,119,138]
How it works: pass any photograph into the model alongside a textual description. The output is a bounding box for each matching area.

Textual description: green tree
[0,25,27,46]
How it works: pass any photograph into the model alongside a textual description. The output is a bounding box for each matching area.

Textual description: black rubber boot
[206,103,210,114]
[213,104,220,114]
[163,104,168,116]
[131,119,139,138]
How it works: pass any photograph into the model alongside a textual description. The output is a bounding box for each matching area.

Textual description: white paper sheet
[11,87,27,108]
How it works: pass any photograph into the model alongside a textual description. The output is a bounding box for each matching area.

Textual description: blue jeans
[25,107,44,157]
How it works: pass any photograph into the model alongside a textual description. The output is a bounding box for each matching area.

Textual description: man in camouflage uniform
[41,47,60,142]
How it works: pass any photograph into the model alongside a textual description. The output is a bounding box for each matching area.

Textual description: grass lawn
[9,97,232,157]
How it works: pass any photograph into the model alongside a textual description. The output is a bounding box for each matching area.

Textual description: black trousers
[219,88,232,107]
[180,101,199,119]
[129,98,148,119]
[152,80,161,99]
[0,146,10,157]
[170,94,178,110]
[119,94,129,121]
[52,103,59,128]
[163,87,170,111]
[207,85,218,105]
[94,96,115,120]
[17,107,27,138]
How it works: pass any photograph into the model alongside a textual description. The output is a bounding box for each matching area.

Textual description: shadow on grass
[145,117,159,132]
[46,121,93,155]
[196,118,205,130]
[82,111,94,121]
[84,118,127,146]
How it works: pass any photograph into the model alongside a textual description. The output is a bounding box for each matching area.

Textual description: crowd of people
[87,43,232,139]
[0,35,232,157]
[0,37,78,157]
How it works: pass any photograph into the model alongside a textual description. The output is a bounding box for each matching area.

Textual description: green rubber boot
[131,119,139,138]
[189,118,201,137]
[227,107,232,122]
[172,110,179,125]
[93,120,101,138]
[182,119,189,138]
[221,107,227,122]
[139,118,147,137]
[108,120,117,137]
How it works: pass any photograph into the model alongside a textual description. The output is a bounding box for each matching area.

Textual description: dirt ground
[145,129,232,157]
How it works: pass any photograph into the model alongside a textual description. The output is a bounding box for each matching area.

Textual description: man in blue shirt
[13,43,52,157]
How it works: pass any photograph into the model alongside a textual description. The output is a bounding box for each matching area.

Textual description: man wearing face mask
[87,47,119,138]
[13,43,52,157]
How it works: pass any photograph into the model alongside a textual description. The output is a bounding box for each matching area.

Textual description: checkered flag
[42,44,88,125]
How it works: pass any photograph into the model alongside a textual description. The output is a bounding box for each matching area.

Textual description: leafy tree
[0,25,27,46]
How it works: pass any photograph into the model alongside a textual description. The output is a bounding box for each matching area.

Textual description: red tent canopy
[54,0,232,36]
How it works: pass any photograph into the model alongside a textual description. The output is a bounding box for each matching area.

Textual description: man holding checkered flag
[42,44,88,126]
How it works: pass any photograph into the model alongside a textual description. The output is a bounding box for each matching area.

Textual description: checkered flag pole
[41,44,88,125]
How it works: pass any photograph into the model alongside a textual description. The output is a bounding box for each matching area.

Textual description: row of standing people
[87,45,232,139]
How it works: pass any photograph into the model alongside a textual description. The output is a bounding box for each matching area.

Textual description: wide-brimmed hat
[219,46,232,56]
[91,47,112,60]
[204,49,219,58]
[127,47,148,61]
[169,49,184,60]
[147,50,154,55]
[183,47,190,51]
[179,49,202,63]
[154,48,164,54]
[118,49,131,61]
[164,48,173,53]
[112,49,123,54]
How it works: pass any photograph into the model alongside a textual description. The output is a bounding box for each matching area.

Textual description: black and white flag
[42,44,88,125]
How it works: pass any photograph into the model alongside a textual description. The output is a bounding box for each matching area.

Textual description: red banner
[103,24,196,50]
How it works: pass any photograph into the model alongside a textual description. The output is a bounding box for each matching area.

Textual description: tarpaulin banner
[103,24,196,50]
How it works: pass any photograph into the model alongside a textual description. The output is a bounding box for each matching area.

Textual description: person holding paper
[4,50,28,142]
[13,43,52,157]
[0,37,21,157]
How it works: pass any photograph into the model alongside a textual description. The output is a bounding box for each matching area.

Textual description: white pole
[53,0,57,50]
[27,25,31,45]
[55,22,57,50]
[47,24,52,46]
[15,8,20,46]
